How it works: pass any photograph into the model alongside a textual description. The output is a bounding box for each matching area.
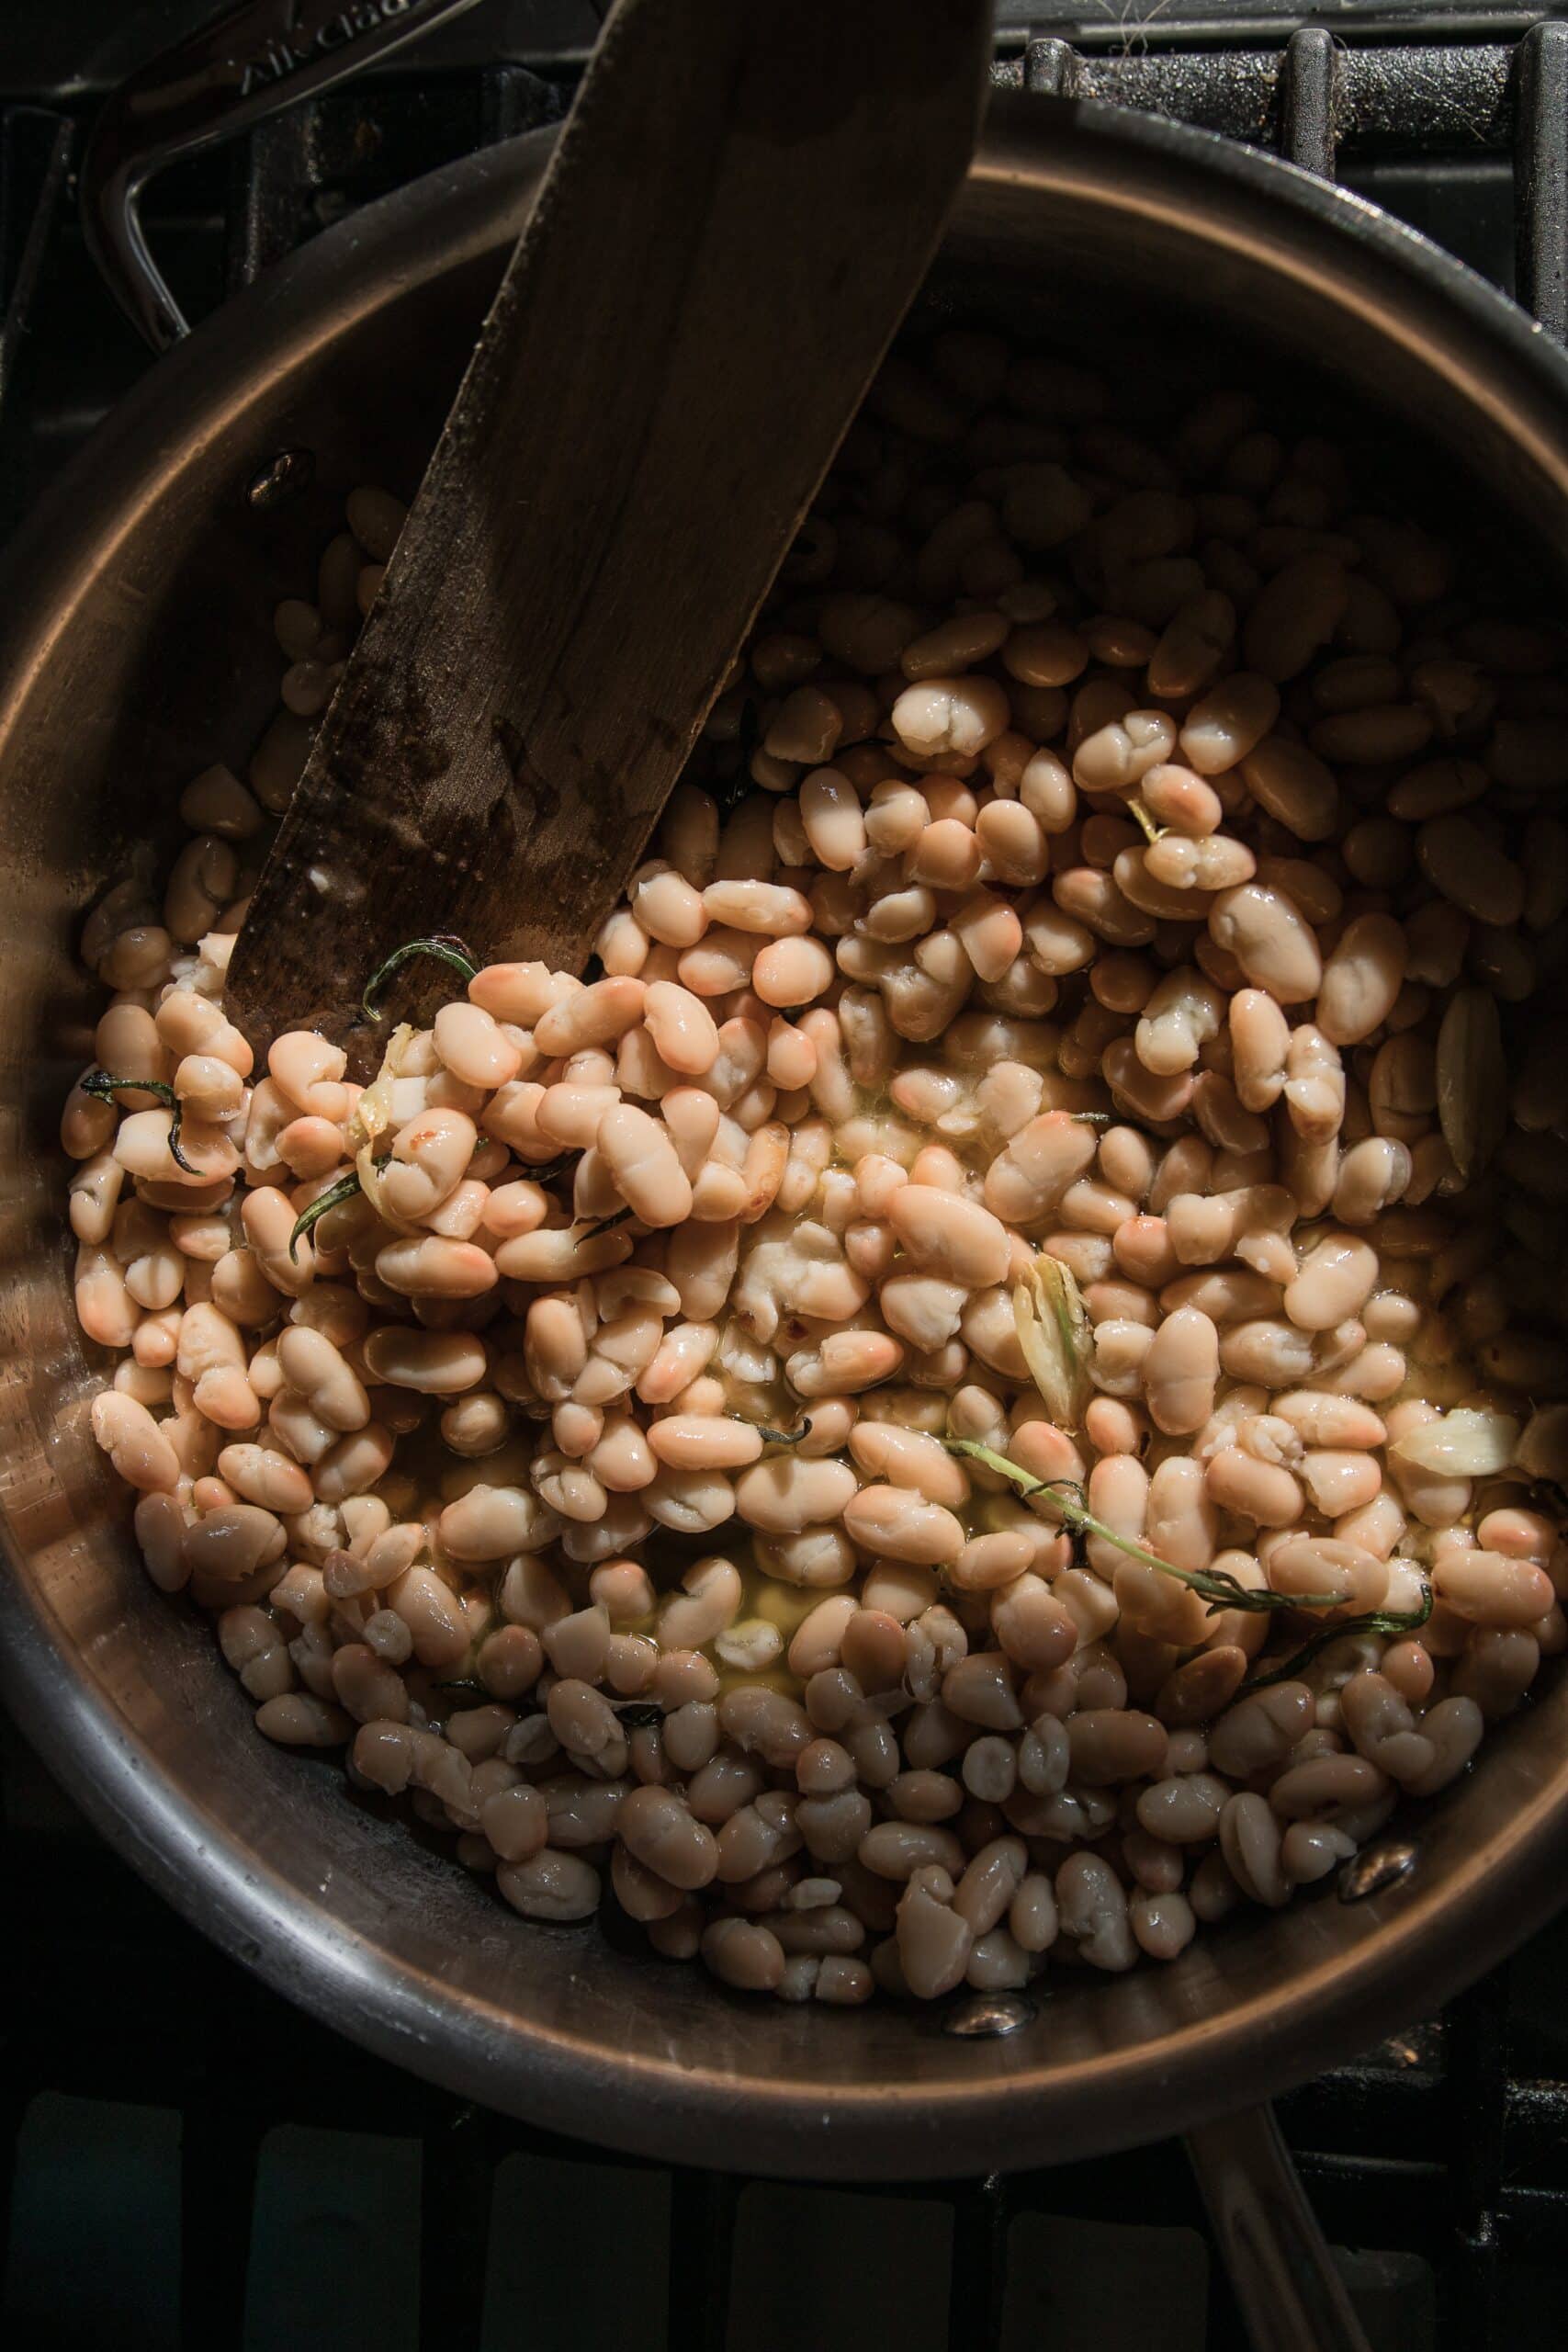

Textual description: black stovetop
[3,7,1567,2349]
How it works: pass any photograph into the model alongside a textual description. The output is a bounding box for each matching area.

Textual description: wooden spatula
[225,0,994,1054]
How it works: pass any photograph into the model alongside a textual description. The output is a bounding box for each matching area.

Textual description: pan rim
[3,91,1567,2179]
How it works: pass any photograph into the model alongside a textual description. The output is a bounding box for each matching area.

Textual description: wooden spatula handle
[225,0,987,1048]
[226,0,993,1051]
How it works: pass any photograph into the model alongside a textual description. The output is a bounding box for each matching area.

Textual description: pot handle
[1185,2104,1374,2352]
[79,0,492,352]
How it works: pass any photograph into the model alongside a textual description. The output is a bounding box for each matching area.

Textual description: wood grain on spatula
[226,0,993,1053]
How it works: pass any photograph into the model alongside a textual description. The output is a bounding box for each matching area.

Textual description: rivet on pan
[247,447,315,510]
[943,1991,1035,2039]
[1338,1838,1417,1903]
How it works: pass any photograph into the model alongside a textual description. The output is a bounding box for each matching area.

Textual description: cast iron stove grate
[2,7,1566,2347]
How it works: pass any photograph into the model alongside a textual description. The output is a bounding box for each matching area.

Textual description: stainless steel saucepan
[3,23,1568,2352]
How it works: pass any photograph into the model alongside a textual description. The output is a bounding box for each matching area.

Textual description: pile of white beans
[63,337,1568,2005]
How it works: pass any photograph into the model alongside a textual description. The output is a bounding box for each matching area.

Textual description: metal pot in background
[2,27,1568,2352]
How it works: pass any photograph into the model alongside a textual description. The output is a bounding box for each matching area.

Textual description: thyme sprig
[944,1437,1437,1690]
[1240,1586,1435,1692]
[81,1069,196,1174]
[362,934,479,1020]
[942,1440,1342,1616]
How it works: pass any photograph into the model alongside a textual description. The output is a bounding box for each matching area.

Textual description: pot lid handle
[1188,2104,1375,2352]
[79,0,492,351]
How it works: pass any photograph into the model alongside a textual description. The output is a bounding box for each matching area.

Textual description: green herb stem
[288,1169,365,1261]
[81,1069,196,1174]
[736,1416,816,1447]
[1240,1587,1435,1691]
[574,1204,635,1239]
[942,1439,1343,1616]
[362,934,479,1020]
[527,1151,581,1187]
[288,1149,390,1261]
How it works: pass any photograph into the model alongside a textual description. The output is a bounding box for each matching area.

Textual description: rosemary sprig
[609,1700,664,1728]
[362,934,479,1020]
[942,1439,1342,1617]
[529,1151,580,1186]
[734,1415,815,1447]
[574,1204,635,1239]
[1240,1585,1435,1692]
[81,1069,196,1174]
[287,1151,389,1260]
[288,1170,362,1260]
